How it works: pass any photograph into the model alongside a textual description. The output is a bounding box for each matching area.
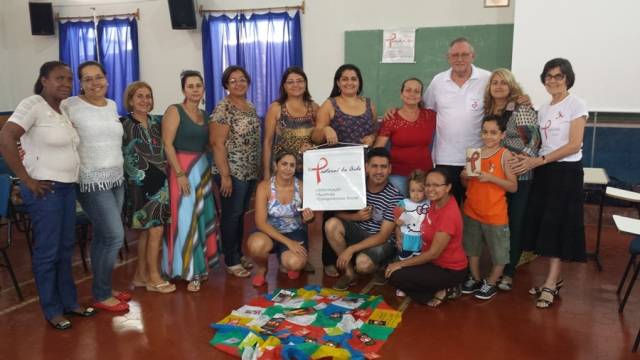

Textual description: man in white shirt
[424,38,491,204]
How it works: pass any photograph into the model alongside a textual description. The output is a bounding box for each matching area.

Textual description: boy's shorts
[340,219,397,266]
[462,214,510,265]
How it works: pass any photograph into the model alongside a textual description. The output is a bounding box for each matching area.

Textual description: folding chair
[0,173,24,301]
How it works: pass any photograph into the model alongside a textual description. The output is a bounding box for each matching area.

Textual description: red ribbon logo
[541,119,551,139]
[311,157,328,184]
[466,151,480,172]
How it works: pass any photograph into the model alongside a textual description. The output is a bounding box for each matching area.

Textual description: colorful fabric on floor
[209,286,402,359]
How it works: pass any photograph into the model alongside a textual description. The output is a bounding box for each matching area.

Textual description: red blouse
[378,108,436,176]
[421,196,468,271]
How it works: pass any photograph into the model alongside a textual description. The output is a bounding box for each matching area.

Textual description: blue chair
[0,173,24,301]
[618,236,640,313]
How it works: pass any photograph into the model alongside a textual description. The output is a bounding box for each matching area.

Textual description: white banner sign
[303,146,366,211]
[382,28,416,63]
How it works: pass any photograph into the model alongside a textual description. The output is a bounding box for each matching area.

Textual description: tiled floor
[1,205,639,359]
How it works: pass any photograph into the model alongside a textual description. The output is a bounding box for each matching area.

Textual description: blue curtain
[202,12,303,117]
[98,18,140,115]
[58,21,97,95]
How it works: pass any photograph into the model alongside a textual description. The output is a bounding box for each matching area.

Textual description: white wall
[0,0,514,112]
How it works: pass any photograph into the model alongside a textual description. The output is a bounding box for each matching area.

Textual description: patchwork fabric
[209,285,402,359]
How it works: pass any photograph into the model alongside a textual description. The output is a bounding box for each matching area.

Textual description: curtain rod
[199,1,305,15]
[55,8,140,21]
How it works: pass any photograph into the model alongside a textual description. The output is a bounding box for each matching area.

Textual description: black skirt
[523,161,586,262]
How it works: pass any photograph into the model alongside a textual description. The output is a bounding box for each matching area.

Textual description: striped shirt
[357,182,404,239]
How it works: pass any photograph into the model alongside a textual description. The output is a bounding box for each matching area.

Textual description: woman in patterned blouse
[483,68,541,291]
[210,65,261,278]
[262,67,318,180]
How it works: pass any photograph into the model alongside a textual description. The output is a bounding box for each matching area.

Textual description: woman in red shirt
[386,168,468,307]
[374,78,436,196]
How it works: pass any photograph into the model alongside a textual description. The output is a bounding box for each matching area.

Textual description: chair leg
[1,249,24,301]
[634,326,640,352]
[78,224,89,272]
[620,258,640,313]
[618,255,636,296]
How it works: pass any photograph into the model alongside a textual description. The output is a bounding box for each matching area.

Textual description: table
[584,167,609,271]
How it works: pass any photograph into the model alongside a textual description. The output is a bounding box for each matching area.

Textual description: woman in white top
[515,58,588,309]
[60,61,130,313]
[0,61,95,330]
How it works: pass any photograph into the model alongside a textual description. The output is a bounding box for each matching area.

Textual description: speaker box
[168,0,197,30]
[29,2,54,36]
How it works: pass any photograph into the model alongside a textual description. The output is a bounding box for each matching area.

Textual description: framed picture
[484,0,510,7]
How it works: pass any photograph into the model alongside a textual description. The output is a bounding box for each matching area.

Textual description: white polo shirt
[424,65,491,166]
[8,95,80,183]
[538,94,588,162]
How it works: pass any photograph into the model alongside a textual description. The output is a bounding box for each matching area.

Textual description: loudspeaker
[29,2,54,36]
[168,0,197,30]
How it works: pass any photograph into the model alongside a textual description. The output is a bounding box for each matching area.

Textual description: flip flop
[187,280,201,292]
[64,307,97,317]
[146,281,176,293]
[48,317,72,330]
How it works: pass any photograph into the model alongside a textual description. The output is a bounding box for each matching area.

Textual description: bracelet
[176,171,186,177]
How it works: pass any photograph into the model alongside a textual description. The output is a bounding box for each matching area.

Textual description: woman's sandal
[129,278,146,289]
[187,280,201,292]
[64,306,97,317]
[226,264,251,278]
[536,287,558,309]
[427,289,449,308]
[48,316,72,330]
[240,256,254,270]
[529,279,564,295]
[146,281,177,293]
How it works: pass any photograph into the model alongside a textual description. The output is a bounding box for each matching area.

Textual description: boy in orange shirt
[460,115,517,300]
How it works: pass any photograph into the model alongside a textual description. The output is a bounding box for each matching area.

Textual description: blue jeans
[21,182,79,321]
[214,175,255,267]
[77,184,125,301]
[389,175,408,197]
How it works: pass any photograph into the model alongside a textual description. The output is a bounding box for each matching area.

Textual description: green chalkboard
[345,24,514,113]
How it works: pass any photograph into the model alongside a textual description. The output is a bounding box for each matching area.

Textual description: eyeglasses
[285,79,305,86]
[448,52,472,60]
[81,74,105,83]
[228,78,248,85]
[544,73,565,82]
[425,183,447,188]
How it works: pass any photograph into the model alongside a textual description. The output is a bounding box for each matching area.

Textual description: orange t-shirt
[463,147,508,225]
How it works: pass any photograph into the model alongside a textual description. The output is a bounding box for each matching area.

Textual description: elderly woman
[121,81,174,294]
[518,58,588,309]
[162,70,217,292]
[374,77,436,196]
[210,65,261,278]
[61,61,129,312]
[311,64,378,278]
[247,151,314,287]
[482,68,540,291]
[262,67,318,180]
[0,61,95,329]
[386,168,468,307]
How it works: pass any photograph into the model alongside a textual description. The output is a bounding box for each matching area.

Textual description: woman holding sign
[312,64,378,278]
[247,151,315,287]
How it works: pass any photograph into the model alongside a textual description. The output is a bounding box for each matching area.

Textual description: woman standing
[517,58,588,309]
[312,64,377,277]
[482,68,540,291]
[0,61,95,329]
[61,61,129,312]
[162,70,218,292]
[262,67,318,180]
[374,77,436,196]
[210,65,260,278]
[386,168,468,307]
[248,151,315,287]
[121,81,175,293]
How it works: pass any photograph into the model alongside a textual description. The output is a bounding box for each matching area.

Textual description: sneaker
[332,274,357,291]
[497,276,512,291]
[461,277,482,294]
[372,269,387,286]
[475,282,498,300]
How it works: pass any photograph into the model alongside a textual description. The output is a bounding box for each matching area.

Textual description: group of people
[0,36,588,330]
